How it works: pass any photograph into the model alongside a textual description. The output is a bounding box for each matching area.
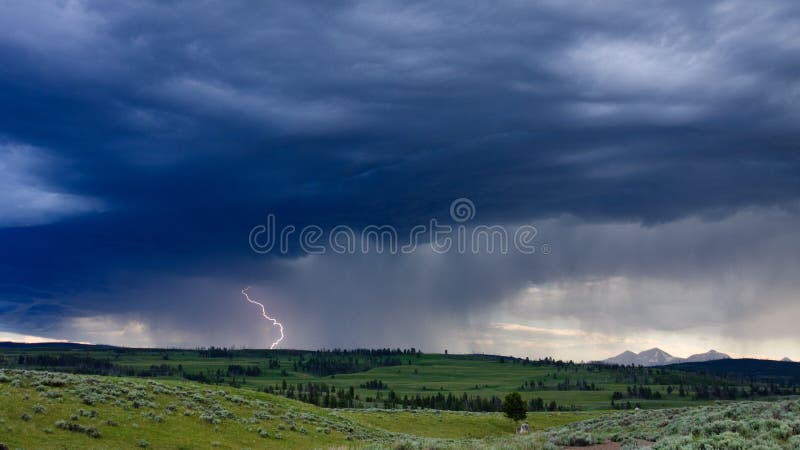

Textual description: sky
[0,1,799,361]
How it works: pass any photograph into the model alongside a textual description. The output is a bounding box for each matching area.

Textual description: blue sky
[1,1,799,360]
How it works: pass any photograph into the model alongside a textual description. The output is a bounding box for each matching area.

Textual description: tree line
[261,379,575,412]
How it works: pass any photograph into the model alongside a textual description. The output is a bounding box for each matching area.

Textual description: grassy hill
[0,368,598,449]
[668,358,800,385]
[542,399,800,449]
[0,368,389,449]
[3,346,783,413]
[2,368,800,449]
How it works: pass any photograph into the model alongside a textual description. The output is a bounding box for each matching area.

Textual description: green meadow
[0,368,600,449]
[3,346,800,448]
[0,347,740,412]
[2,368,800,449]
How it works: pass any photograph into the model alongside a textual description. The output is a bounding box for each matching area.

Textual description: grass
[2,368,800,449]
[0,368,599,449]
[0,347,735,411]
[335,409,605,439]
[543,399,800,449]
[0,369,393,449]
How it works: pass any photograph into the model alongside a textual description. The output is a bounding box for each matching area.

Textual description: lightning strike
[241,287,285,349]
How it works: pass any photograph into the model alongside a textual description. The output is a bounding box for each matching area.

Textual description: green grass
[543,399,800,449]
[2,369,798,449]
[0,369,393,449]
[0,368,604,449]
[335,409,604,439]
[0,348,729,412]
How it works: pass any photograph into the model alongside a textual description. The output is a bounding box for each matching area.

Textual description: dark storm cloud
[1,1,799,349]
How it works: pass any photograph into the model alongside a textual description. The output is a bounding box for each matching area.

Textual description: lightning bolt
[241,287,285,349]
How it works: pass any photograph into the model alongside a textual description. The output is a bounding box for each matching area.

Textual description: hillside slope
[667,358,800,384]
[3,369,800,449]
[0,369,396,449]
[0,369,598,449]
[544,400,800,449]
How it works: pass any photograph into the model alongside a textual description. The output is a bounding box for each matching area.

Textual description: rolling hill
[666,358,800,384]
[0,368,598,449]
[2,368,800,449]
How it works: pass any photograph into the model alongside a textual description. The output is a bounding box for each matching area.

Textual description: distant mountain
[603,350,641,365]
[601,348,730,367]
[602,347,681,366]
[637,348,683,365]
[782,357,794,362]
[684,349,732,363]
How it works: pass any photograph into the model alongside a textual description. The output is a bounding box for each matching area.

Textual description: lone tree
[502,392,527,432]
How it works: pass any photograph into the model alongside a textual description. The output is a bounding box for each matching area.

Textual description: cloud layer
[0,1,799,359]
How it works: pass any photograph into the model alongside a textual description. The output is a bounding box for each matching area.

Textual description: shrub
[200,412,219,424]
[253,410,273,420]
[54,419,99,438]
[85,426,101,438]
[140,411,164,423]
[620,438,642,450]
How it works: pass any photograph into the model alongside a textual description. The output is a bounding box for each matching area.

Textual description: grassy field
[2,368,799,449]
[542,399,800,449]
[0,369,375,449]
[0,368,595,449]
[335,409,604,438]
[0,346,745,412]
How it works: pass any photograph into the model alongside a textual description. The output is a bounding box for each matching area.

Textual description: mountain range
[600,348,731,366]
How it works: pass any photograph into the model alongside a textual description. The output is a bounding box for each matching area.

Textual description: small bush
[85,426,101,438]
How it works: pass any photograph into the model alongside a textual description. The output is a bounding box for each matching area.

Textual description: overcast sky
[1,1,799,361]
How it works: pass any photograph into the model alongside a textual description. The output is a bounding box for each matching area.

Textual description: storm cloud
[1,1,799,360]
